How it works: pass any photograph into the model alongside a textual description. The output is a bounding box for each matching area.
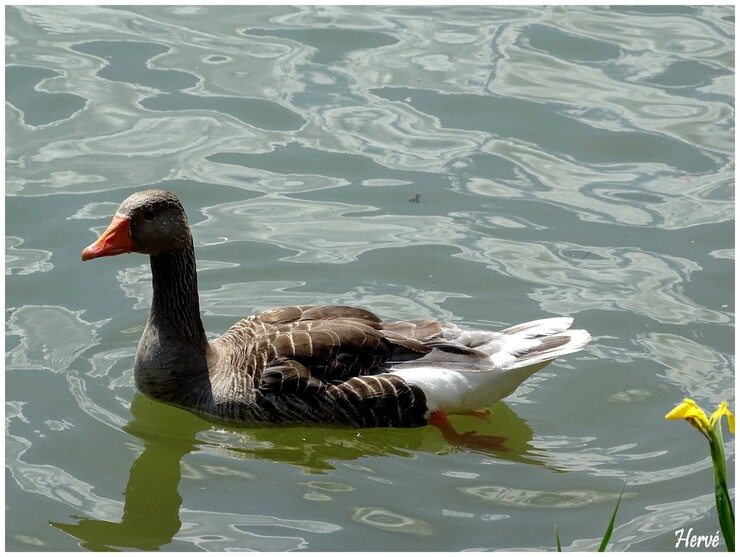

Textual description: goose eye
[143,210,156,221]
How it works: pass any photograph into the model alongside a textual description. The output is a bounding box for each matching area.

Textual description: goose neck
[148,247,208,349]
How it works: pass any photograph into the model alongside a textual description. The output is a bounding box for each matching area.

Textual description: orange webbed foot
[429,410,508,452]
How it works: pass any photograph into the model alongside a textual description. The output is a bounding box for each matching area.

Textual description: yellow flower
[666,398,736,438]
[665,398,712,438]
[710,401,735,435]
[666,398,735,550]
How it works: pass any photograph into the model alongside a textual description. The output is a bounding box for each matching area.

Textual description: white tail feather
[387,317,590,415]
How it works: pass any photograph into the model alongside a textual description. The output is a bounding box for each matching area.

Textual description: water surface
[5,5,734,551]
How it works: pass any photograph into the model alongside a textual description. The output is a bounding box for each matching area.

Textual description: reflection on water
[42,391,542,550]
[50,395,342,551]
[6,4,734,551]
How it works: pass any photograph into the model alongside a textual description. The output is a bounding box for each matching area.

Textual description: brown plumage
[82,190,591,446]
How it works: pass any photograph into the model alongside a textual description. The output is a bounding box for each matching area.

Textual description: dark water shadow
[51,394,549,550]
[50,394,203,550]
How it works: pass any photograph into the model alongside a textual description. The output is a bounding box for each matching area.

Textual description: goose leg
[429,410,508,452]
[465,409,491,420]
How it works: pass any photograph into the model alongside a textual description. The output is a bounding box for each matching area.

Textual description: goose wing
[211,305,431,426]
[215,305,432,392]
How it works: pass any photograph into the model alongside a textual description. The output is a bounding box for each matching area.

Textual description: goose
[82,190,590,449]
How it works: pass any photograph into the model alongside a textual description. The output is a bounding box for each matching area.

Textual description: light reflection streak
[5,3,734,551]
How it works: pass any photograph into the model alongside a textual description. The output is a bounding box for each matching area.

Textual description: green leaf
[554,479,626,552]
[598,479,626,552]
[710,421,734,551]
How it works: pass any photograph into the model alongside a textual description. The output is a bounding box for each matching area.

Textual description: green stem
[709,422,734,551]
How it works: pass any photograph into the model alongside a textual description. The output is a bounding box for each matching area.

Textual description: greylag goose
[82,190,590,449]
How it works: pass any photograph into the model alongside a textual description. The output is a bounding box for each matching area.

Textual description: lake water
[5,4,735,552]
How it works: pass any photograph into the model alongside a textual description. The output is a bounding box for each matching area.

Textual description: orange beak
[81,215,134,261]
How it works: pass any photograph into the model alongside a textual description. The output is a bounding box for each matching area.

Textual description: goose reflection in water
[51,393,546,551]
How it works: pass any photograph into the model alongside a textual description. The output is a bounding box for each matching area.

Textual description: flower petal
[709,401,735,435]
[666,398,712,435]
[665,398,707,422]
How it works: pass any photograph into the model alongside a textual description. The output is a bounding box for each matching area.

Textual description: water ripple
[178,511,341,551]
[5,236,54,275]
[460,484,626,509]
[196,197,467,263]
[5,4,734,552]
[638,333,735,401]
[6,305,109,373]
[458,237,730,324]
[352,507,432,536]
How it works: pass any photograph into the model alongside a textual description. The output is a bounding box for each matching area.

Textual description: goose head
[81,190,192,260]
